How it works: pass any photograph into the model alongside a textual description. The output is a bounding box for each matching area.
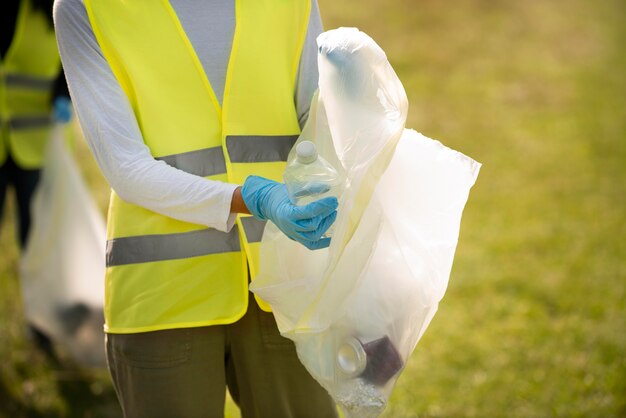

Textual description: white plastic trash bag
[20,125,107,368]
[251,27,481,417]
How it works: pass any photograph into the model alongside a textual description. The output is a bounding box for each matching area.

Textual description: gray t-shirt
[173,0,235,107]
[54,0,323,232]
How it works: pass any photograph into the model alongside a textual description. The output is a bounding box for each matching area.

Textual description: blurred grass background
[1,0,624,416]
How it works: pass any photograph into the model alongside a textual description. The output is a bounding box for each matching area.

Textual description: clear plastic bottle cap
[295,140,318,164]
[336,337,367,378]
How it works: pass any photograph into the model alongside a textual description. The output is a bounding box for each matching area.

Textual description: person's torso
[85,0,311,333]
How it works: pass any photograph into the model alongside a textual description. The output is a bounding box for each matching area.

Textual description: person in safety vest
[55,0,338,416]
[1,0,72,359]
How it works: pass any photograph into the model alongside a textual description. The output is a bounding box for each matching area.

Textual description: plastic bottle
[284,140,343,205]
[283,140,344,237]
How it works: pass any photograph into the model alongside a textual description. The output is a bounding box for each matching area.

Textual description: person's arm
[54,0,238,232]
[230,187,250,215]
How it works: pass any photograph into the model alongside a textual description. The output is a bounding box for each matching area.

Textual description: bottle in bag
[283,140,344,236]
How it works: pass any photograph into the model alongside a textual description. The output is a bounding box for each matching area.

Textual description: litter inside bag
[20,126,107,368]
[251,27,481,417]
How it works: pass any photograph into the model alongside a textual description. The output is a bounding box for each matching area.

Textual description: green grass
[2,0,625,416]
[317,0,626,417]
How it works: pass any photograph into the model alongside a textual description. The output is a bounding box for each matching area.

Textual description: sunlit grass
[321,0,625,417]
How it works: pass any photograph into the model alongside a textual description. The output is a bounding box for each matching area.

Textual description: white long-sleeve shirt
[54,0,323,232]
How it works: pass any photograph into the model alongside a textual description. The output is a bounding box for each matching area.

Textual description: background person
[1,0,72,358]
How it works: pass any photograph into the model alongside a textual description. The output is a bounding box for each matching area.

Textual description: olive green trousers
[105,295,337,418]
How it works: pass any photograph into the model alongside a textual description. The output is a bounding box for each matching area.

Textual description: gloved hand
[52,96,72,123]
[242,175,338,250]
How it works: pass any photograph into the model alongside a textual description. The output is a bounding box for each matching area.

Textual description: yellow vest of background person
[85,0,311,333]
[0,0,61,169]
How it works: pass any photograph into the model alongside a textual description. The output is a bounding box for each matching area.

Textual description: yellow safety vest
[0,0,60,169]
[85,0,311,333]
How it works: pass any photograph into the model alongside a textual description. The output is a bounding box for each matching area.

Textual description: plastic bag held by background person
[20,125,107,368]
[250,27,481,417]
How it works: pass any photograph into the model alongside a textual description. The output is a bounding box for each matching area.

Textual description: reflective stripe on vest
[156,146,227,177]
[226,135,298,163]
[6,73,55,91]
[106,217,267,267]
[152,134,298,177]
[240,217,267,243]
[106,216,265,267]
[9,115,52,130]
[107,227,241,266]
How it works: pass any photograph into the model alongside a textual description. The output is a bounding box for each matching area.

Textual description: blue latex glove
[242,175,338,250]
[53,96,72,123]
